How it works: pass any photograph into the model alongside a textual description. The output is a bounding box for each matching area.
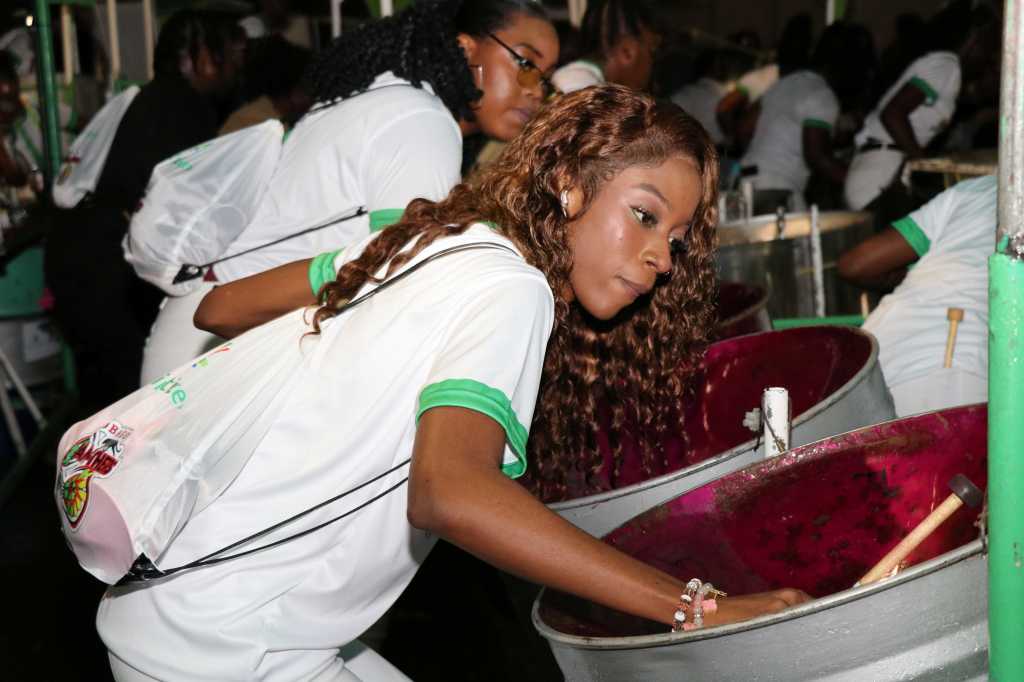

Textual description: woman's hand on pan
[700,588,812,628]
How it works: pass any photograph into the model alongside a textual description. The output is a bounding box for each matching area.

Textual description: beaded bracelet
[671,578,727,632]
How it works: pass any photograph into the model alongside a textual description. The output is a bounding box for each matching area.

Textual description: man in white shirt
[670,50,727,146]
[838,175,994,416]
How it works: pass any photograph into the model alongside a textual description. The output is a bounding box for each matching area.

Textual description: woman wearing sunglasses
[139,0,559,384]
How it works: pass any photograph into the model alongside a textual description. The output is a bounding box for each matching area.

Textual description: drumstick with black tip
[857,474,983,586]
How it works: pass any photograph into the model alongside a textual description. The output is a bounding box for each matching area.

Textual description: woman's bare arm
[408,407,810,629]
[838,227,918,291]
[194,258,316,339]
[803,127,847,186]
[880,83,928,159]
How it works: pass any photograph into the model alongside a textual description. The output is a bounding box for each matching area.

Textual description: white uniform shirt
[862,175,994,406]
[671,77,727,145]
[551,59,604,94]
[740,70,839,195]
[214,72,462,283]
[855,51,961,149]
[98,225,555,680]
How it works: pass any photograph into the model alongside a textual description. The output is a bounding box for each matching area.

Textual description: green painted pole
[990,0,1024,677]
[33,0,64,186]
[987,251,1024,681]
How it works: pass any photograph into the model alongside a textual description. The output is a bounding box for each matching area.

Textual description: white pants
[140,283,222,384]
[889,368,988,418]
[844,148,905,210]
[109,641,412,681]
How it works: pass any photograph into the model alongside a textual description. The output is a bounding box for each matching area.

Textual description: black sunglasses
[487,33,559,97]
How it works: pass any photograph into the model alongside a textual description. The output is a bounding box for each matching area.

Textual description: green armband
[908,76,939,105]
[309,249,344,296]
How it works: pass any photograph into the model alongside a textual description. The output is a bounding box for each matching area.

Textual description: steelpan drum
[714,281,771,339]
[535,404,988,681]
[717,211,872,318]
[547,326,894,537]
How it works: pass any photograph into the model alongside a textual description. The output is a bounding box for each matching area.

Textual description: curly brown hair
[313,84,719,502]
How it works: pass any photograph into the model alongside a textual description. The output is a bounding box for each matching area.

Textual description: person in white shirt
[844,0,983,216]
[140,0,559,384]
[238,0,312,48]
[98,85,809,682]
[551,0,661,94]
[739,21,862,213]
[838,175,994,417]
[671,50,728,146]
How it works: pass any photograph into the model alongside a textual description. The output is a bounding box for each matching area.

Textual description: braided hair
[152,10,238,80]
[578,0,659,60]
[308,0,548,124]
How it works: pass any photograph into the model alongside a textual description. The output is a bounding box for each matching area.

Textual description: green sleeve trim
[908,76,939,105]
[417,378,529,479]
[802,118,833,131]
[369,208,405,233]
[892,215,931,257]
[308,248,343,296]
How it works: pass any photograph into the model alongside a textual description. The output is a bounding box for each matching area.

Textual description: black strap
[858,139,897,154]
[119,240,518,585]
[172,207,368,284]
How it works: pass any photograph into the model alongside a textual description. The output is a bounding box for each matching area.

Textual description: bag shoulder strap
[119,240,520,585]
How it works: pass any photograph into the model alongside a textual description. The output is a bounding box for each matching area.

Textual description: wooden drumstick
[943,308,964,368]
[859,292,871,319]
[857,474,983,586]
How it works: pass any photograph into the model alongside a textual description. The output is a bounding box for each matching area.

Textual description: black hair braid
[308,1,480,123]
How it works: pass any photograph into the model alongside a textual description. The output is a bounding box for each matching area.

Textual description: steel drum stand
[0,343,45,458]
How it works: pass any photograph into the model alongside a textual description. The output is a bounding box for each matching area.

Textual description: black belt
[858,140,897,153]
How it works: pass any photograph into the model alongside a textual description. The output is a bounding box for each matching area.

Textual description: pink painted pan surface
[539,404,987,637]
[550,326,873,499]
[714,281,771,340]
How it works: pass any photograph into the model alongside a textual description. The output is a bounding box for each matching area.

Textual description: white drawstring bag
[123,120,285,296]
[55,242,511,586]
[52,86,139,209]
[54,307,312,584]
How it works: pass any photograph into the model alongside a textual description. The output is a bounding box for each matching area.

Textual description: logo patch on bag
[57,421,133,529]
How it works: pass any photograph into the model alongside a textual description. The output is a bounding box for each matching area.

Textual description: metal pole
[331,0,342,38]
[60,4,74,86]
[142,0,155,80]
[989,1,1024,678]
[569,0,587,28]
[33,0,63,184]
[106,0,121,85]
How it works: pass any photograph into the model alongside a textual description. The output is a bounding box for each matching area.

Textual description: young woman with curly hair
[140,0,559,384]
[100,86,808,681]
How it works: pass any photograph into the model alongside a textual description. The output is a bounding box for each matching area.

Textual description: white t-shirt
[551,59,604,94]
[740,70,839,195]
[855,51,961,149]
[214,72,462,282]
[97,224,555,680]
[671,77,727,145]
[863,175,994,395]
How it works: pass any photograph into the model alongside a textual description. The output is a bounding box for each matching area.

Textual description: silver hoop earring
[559,190,569,217]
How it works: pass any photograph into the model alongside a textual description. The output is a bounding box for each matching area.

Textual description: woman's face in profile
[462,13,559,142]
[565,156,701,320]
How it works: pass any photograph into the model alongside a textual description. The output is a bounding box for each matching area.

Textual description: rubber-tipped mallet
[943,308,965,368]
[857,474,983,586]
